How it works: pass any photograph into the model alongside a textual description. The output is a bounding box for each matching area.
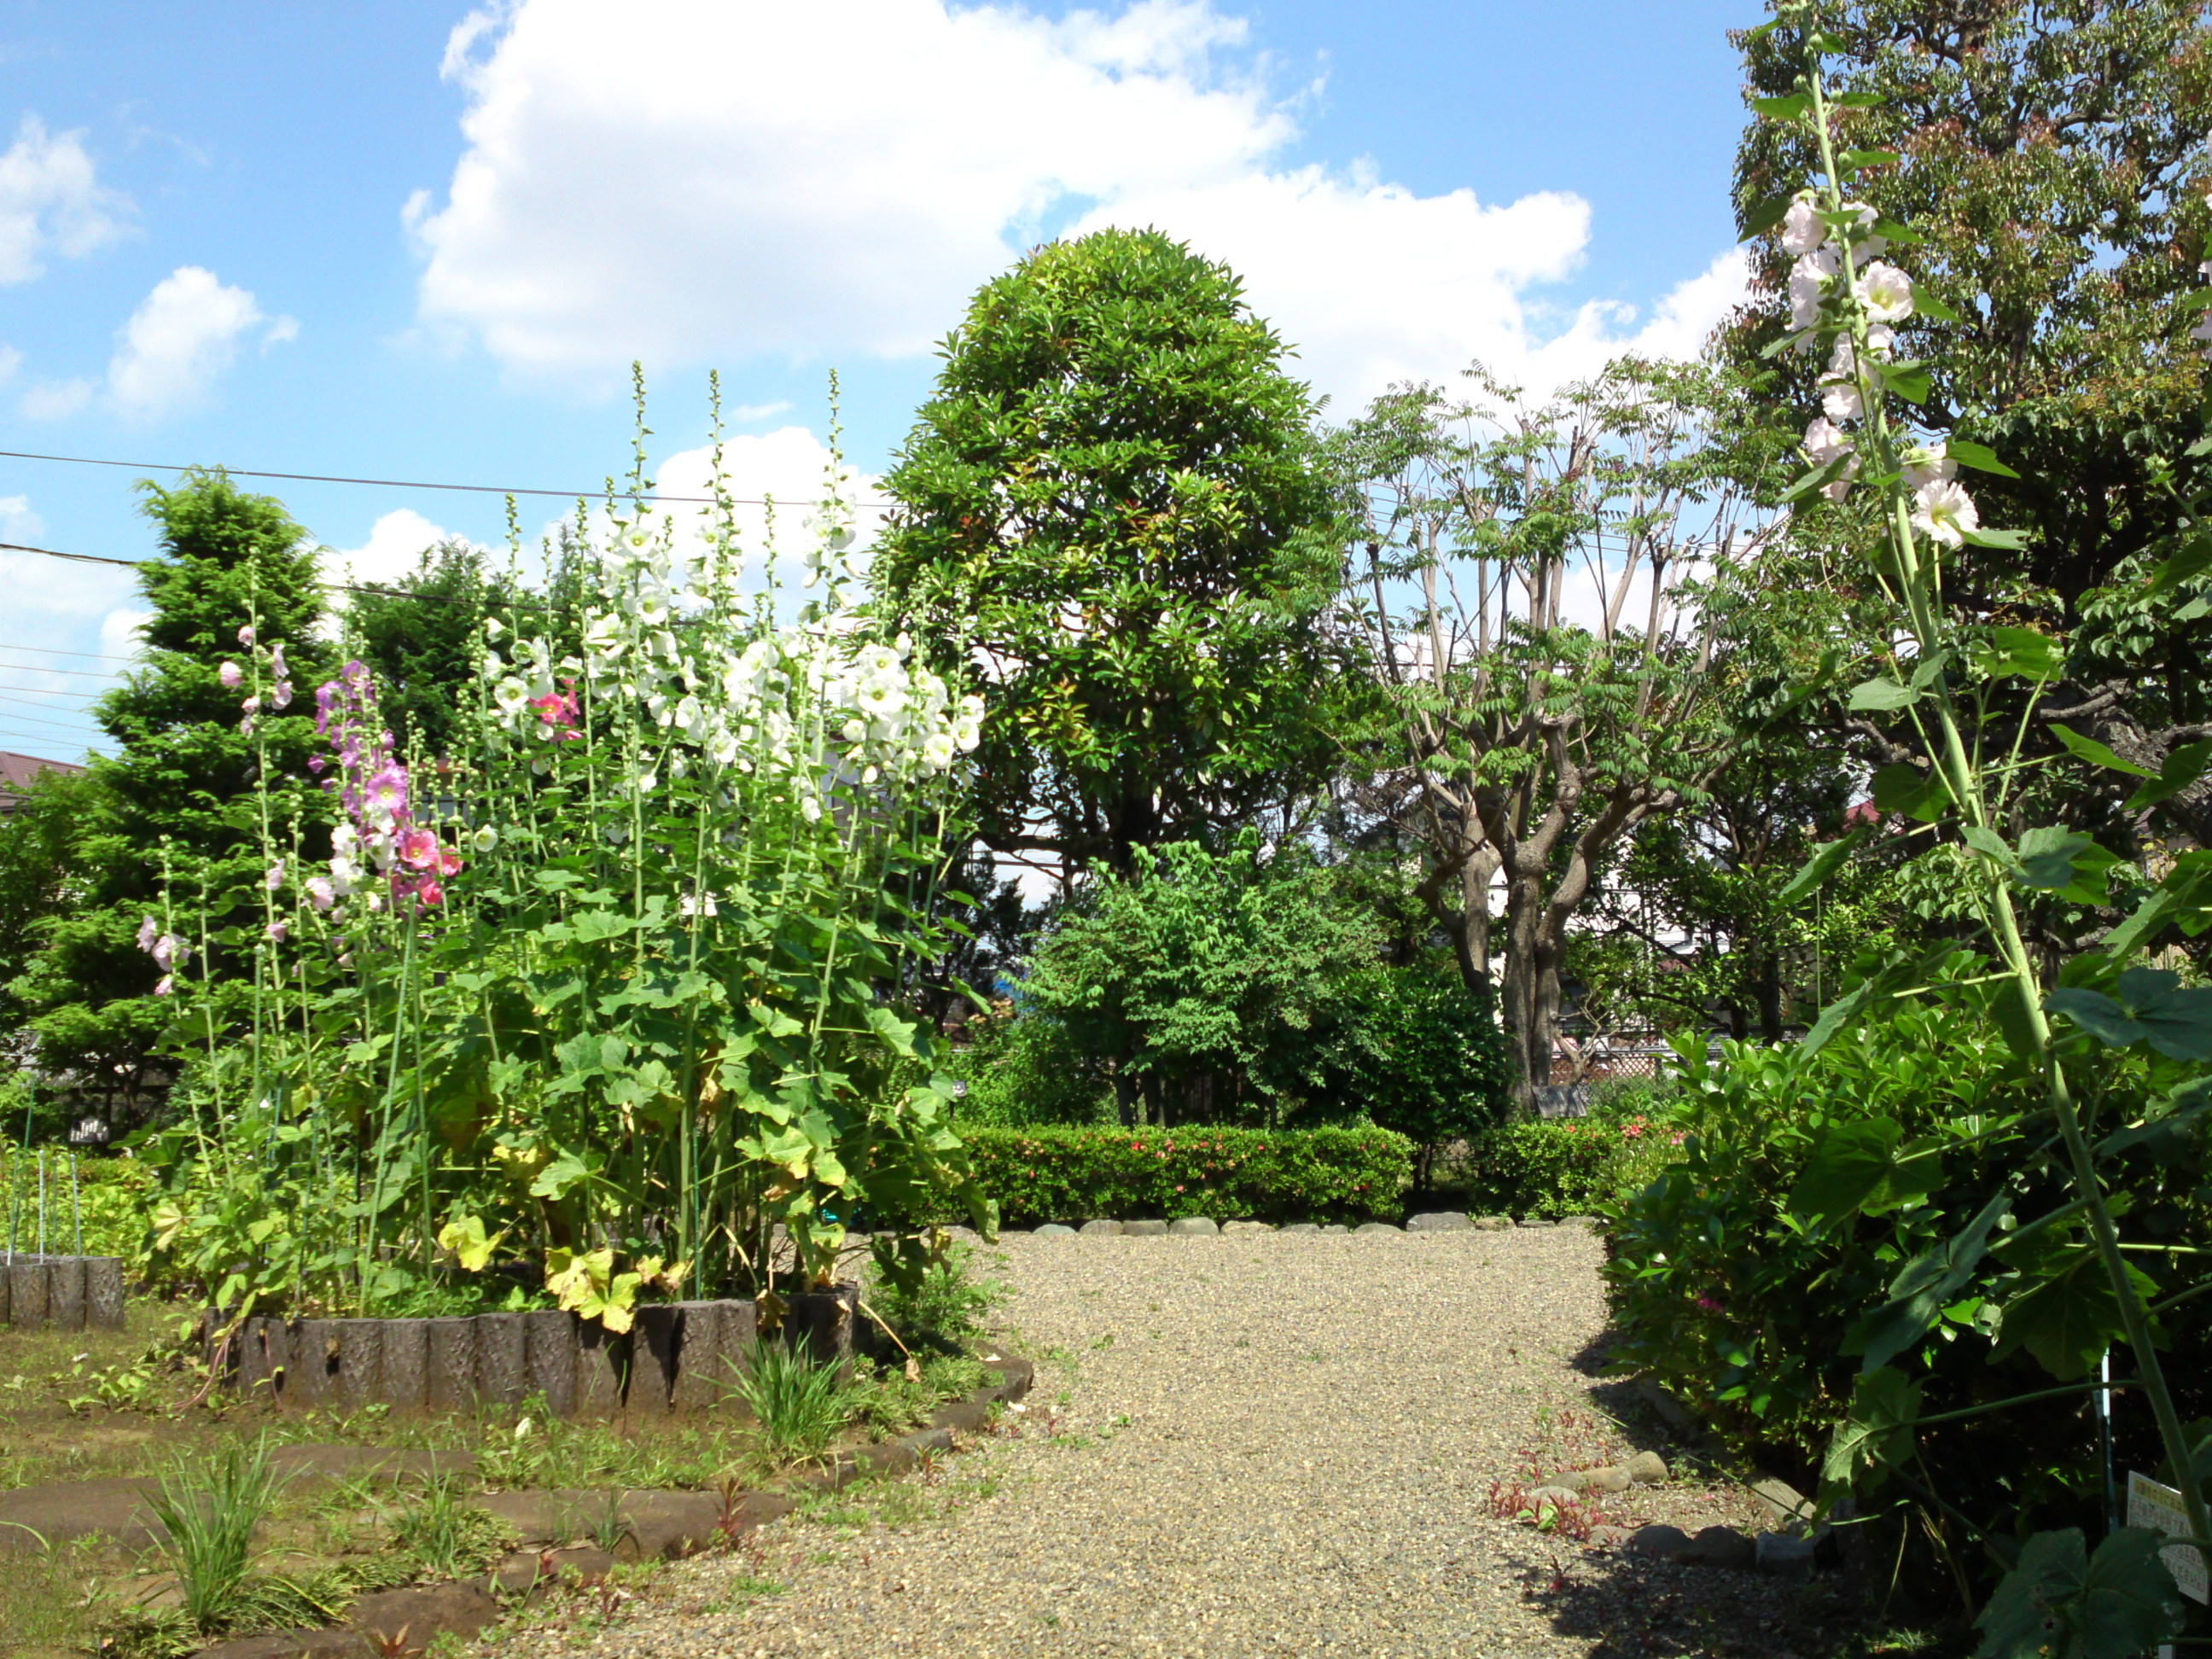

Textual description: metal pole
[2099,1348,2117,1530]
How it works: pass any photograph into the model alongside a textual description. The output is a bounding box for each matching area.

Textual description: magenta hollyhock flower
[437,846,463,876]
[364,765,408,818]
[416,876,444,906]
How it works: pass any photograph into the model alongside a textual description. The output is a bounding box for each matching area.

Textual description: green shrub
[0,1148,155,1261]
[1604,993,2210,1608]
[1458,1115,1676,1218]
[930,1124,1412,1224]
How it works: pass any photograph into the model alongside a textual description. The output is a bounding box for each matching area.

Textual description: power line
[0,684,105,703]
[0,446,898,510]
[0,657,125,681]
[0,641,140,666]
[0,703,97,736]
[2,539,477,606]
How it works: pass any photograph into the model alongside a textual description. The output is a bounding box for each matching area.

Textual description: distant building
[0,750,89,816]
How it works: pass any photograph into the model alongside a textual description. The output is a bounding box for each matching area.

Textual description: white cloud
[18,376,92,421]
[100,608,153,660]
[0,494,133,617]
[0,114,132,286]
[641,426,882,578]
[408,0,1742,409]
[328,508,466,590]
[106,266,297,423]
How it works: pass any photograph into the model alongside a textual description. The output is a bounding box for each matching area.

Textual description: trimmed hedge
[1459,1116,1680,1219]
[952,1125,1414,1225]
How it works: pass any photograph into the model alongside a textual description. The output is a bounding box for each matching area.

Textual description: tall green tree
[0,764,101,1036]
[1730,0,2212,840]
[346,538,512,760]
[872,227,1353,879]
[13,473,330,1126]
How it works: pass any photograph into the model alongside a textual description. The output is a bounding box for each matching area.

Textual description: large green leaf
[1778,828,1868,904]
[1789,1119,1941,1225]
[2048,968,2212,1062]
[1848,1191,2012,1370]
[1821,1367,1922,1499]
[1976,1527,2183,1659]
[2049,724,2157,779]
[1996,1248,2129,1381]
[2126,737,2212,812]
[1971,626,2064,683]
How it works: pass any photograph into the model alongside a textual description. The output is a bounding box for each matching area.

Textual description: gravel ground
[493,1226,1860,1659]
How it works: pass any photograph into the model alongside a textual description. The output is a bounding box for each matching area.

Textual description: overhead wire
[0,445,899,509]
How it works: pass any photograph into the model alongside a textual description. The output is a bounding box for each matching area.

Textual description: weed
[390,1476,506,1580]
[588,1487,632,1554]
[868,1243,1004,1354]
[731,1340,861,1466]
[145,1436,288,1632]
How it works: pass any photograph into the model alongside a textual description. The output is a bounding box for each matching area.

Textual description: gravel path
[496,1227,1828,1659]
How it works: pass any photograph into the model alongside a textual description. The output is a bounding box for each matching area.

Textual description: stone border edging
[183,1348,1035,1658]
[1,1254,127,1329]
[1014,1212,1600,1237]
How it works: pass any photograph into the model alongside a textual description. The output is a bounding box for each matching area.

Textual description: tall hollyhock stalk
[1759,0,2211,1624]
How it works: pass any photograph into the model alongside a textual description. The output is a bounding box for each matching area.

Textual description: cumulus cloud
[328,508,468,591]
[0,114,132,286]
[100,608,153,660]
[408,0,1743,409]
[107,266,298,423]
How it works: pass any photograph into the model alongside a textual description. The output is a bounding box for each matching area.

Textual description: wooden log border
[212,1283,859,1417]
[0,1255,128,1330]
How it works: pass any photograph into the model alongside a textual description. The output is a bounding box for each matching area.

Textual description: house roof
[0,750,89,813]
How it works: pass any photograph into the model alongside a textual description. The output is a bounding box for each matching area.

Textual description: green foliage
[1016,834,1382,1125]
[0,1150,157,1261]
[1605,986,2209,1598]
[145,1437,287,1633]
[937,1124,1412,1224]
[0,762,100,1035]
[1301,963,1512,1173]
[940,1004,1115,1129]
[387,1476,506,1580]
[1458,1113,1673,1219]
[733,1339,864,1467]
[875,227,1354,877]
[346,538,519,760]
[867,1241,1002,1355]
[15,473,330,1127]
[1976,1527,2186,1659]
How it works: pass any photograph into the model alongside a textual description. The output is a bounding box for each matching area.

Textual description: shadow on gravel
[1514,1550,1877,1659]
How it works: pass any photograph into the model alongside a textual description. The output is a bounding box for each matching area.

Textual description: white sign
[2128,1471,2209,1607]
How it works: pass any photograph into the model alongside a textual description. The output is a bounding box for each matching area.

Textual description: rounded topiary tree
[873,226,1355,880]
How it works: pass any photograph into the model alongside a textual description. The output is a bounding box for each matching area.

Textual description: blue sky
[0,0,1761,760]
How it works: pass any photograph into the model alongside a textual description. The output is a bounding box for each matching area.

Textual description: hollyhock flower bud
[154,975,174,998]
[1911,478,1980,548]
[266,919,289,943]
[218,661,244,689]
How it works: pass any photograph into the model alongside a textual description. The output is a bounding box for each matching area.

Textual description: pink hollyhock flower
[242,696,262,716]
[266,919,289,942]
[416,877,444,906]
[364,765,408,818]
[154,975,174,997]
[269,643,286,678]
[237,625,256,646]
[265,861,285,891]
[397,827,439,870]
[306,876,335,911]
[137,915,160,953]
[218,661,244,689]
[437,847,463,876]
[271,680,294,710]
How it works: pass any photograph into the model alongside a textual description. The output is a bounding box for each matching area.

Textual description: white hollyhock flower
[1822,456,1862,504]
[1854,261,1915,323]
[471,824,499,854]
[1788,249,1837,330]
[922,731,957,770]
[1803,416,1854,467]
[1780,195,1823,255]
[1821,380,1864,422]
[1902,441,1957,490]
[1837,201,1885,260]
[1911,477,1980,547]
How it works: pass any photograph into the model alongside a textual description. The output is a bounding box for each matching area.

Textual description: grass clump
[388,1476,506,1580]
[732,1340,862,1466]
[143,1437,288,1633]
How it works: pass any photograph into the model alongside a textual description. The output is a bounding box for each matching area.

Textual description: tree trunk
[1499,868,1551,1111]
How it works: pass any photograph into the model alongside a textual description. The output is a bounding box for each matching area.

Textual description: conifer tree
[13,472,330,1128]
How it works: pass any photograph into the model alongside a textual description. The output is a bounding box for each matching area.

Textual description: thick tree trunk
[1499,869,1551,1111]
